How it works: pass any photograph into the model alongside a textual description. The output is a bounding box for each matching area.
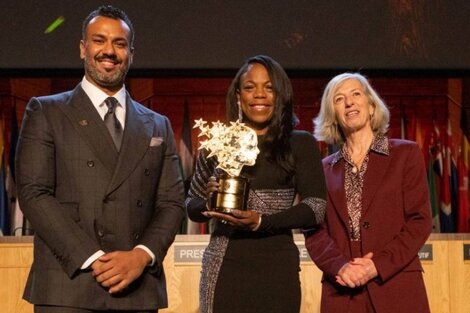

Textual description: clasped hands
[336,252,378,288]
[91,248,151,294]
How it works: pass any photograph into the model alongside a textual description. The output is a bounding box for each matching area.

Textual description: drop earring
[237,101,243,122]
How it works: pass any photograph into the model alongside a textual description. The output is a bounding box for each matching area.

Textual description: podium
[1,234,469,313]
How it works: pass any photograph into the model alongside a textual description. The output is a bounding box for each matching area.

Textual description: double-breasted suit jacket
[305,139,432,313]
[16,85,185,310]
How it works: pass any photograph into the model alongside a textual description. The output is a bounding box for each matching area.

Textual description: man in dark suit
[16,5,185,313]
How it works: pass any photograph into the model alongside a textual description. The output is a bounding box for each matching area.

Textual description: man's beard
[84,56,128,88]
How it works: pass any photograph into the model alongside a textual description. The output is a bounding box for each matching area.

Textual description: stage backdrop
[1,0,470,72]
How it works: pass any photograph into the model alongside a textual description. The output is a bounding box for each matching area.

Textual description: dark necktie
[104,97,123,151]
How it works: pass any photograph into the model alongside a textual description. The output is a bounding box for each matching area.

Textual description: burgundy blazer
[305,139,432,313]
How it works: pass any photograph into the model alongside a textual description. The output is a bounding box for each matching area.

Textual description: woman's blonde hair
[313,72,390,145]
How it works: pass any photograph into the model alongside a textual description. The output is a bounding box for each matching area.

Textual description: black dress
[186,130,327,313]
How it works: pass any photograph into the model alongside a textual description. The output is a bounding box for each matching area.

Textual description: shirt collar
[81,76,127,109]
[330,134,390,166]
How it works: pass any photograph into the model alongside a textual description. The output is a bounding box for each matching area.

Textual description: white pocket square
[150,137,164,147]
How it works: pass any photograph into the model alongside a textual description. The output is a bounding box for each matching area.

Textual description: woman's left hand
[205,209,261,231]
[336,252,377,288]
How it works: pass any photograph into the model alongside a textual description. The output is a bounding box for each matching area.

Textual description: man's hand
[91,248,151,294]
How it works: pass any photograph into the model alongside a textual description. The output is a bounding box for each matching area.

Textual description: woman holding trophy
[186,55,327,313]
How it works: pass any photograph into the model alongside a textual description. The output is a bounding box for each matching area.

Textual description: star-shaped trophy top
[193,119,260,177]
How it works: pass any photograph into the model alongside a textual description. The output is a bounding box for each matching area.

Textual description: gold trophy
[194,119,259,213]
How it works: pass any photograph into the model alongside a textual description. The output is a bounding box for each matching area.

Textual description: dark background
[1,0,470,74]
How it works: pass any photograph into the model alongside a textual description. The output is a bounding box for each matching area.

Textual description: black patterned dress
[186,130,326,313]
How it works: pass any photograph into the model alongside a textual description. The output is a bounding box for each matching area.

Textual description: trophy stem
[210,175,249,213]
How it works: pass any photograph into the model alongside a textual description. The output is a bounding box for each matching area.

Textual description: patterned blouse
[330,135,389,241]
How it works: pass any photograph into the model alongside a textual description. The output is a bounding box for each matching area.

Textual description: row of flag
[424,113,470,233]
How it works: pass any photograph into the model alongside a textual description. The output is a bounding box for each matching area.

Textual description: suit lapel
[106,95,153,194]
[60,85,118,174]
[324,157,350,229]
[362,150,391,216]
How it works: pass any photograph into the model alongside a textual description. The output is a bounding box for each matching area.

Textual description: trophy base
[210,175,249,213]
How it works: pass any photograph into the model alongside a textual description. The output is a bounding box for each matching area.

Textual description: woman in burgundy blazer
[305,73,432,313]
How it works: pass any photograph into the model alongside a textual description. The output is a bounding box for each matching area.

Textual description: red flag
[440,120,456,232]
[415,119,427,165]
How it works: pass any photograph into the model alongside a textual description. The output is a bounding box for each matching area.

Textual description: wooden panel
[50,77,80,94]
[153,78,231,96]
[0,78,11,94]
[371,78,449,96]
[128,78,154,103]
[422,239,451,313]
[10,78,51,100]
[448,238,470,313]
[1,235,468,313]
[160,236,207,313]
[2,76,457,147]
[0,243,33,313]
